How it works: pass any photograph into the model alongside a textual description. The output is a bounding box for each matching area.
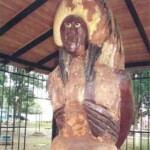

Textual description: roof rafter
[126,61,150,68]
[0,52,54,72]
[11,29,53,57]
[125,0,150,54]
[25,50,59,72]
[1,29,53,66]
[0,0,48,35]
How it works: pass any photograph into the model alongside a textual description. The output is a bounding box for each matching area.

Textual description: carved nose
[69,28,76,35]
[67,30,76,41]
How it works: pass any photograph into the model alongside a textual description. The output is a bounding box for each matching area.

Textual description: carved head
[60,15,88,56]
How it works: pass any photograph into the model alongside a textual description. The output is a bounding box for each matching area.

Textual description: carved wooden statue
[48,0,134,150]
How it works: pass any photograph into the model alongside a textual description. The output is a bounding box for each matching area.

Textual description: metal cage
[0,65,150,150]
[0,66,52,150]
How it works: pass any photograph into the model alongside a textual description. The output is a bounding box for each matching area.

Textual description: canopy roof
[0,0,149,74]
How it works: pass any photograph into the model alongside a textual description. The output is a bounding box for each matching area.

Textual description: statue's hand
[83,100,120,143]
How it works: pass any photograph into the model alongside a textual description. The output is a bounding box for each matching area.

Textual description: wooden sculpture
[48,0,134,150]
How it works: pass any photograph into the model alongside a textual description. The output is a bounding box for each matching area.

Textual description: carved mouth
[67,42,76,47]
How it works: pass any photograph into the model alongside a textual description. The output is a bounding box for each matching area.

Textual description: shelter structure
[0,0,149,74]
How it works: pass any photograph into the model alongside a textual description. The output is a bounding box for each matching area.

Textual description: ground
[0,122,149,150]
[0,122,52,150]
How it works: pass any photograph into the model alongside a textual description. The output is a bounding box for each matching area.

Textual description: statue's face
[60,15,88,55]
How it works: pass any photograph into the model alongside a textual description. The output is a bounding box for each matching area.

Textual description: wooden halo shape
[54,0,105,47]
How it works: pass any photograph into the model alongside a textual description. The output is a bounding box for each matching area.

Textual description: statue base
[51,136,118,150]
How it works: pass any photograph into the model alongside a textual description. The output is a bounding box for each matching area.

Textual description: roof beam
[35,50,59,66]
[125,0,150,54]
[0,52,54,72]
[11,29,53,57]
[125,61,150,68]
[0,0,48,35]
[1,29,53,65]
[25,50,59,72]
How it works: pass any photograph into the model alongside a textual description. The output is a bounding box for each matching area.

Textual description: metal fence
[123,70,150,150]
[0,66,51,150]
[0,65,150,150]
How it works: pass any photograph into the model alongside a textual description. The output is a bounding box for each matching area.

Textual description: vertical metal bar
[126,138,128,150]
[17,71,24,150]
[5,70,12,150]
[148,71,150,150]
[23,73,30,150]
[12,67,18,150]
[0,71,5,138]
[0,66,53,149]
[140,74,143,150]
[133,79,135,150]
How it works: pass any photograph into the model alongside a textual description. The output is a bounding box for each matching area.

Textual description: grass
[0,122,52,150]
[121,136,149,150]
[1,122,150,150]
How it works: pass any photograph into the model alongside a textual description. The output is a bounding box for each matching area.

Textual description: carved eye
[65,23,72,28]
[75,23,81,28]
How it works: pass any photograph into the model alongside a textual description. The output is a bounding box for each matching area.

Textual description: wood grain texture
[19,37,58,62]
[0,0,149,74]
[107,0,150,64]
[0,0,35,27]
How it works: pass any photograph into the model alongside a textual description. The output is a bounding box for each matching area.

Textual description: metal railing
[0,66,51,150]
[0,65,150,150]
[123,70,150,150]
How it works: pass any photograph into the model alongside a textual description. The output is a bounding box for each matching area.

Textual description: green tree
[0,66,45,117]
[130,70,150,129]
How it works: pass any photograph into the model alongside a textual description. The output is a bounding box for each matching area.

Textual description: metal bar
[132,77,150,80]
[126,137,128,150]
[0,65,50,150]
[0,126,26,129]
[124,0,150,54]
[5,73,12,150]
[17,76,23,150]
[12,73,18,150]
[23,75,30,150]
[0,52,55,72]
[25,50,58,72]
[28,96,49,100]
[139,79,142,150]
[133,79,135,150]
[0,0,48,35]
[10,30,53,58]
[0,71,5,138]
[1,29,53,66]
[126,61,150,68]
[147,77,150,150]
[0,67,48,81]
[36,50,58,66]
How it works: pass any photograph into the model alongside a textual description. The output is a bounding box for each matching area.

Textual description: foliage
[121,136,149,150]
[130,69,150,128]
[0,66,46,114]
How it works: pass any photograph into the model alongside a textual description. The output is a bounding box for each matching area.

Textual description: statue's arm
[115,69,134,148]
[48,68,66,133]
[83,100,120,143]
